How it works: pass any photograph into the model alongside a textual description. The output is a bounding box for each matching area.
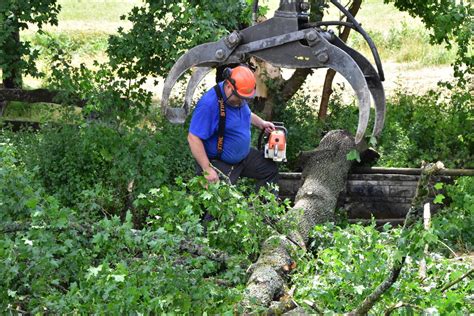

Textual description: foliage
[28,31,109,58]
[107,0,252,80]
[1,138,286,313]
[377,87,473,168]
[273,87,472,169]
[5,120,195,218]
[45,49,152,126]
[1,1,472,314]
[293,222,473,314]
[350,22,456,66]
[432,176,474,254]
[0,0,61,84]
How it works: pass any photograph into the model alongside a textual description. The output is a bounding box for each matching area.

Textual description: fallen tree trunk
[242,130,357,309]
[0,88,86,107]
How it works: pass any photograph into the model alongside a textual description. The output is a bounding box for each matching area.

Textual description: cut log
[242,130,357,309]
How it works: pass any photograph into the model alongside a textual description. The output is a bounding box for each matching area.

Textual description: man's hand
[204,166,219,183]
[188,132,220,184]
[251,113,275,134]
[260,120,276,134]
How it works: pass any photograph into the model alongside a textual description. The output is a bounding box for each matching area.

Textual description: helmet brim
[233,89,256,100]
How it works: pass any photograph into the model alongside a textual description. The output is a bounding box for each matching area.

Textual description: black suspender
[213,85,226,160]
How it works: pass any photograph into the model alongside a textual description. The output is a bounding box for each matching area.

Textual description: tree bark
[252,0,325,119]
[318,0,362,119]
[242,130,357,309]
[2,23,22,89]
[0,88,86,107]
[281,68,313,104]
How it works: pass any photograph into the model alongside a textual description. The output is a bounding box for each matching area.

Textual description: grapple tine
[184,67,212,115]
[324,48,371,144]
[161,31,241,123]
[329,35,386,137]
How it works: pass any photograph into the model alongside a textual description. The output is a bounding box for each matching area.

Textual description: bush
[432,176,474,253]
[7,120,195,221]
[292,222,473,314]
[1,139,286,313]
[377,89,473,168]
[273,87,472,169]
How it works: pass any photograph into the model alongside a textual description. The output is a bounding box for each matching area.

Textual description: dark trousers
[196,148,279,191]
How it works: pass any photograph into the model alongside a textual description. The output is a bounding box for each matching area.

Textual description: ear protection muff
[223,67,235,88]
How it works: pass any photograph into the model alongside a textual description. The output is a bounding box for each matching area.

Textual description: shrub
[1,142,285,313]
[273,87,472,169]
[292,222,473,314]
[432,176,474,254]
[7,120,195,220]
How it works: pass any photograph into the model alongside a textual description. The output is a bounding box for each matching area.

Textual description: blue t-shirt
[189,82,251,164]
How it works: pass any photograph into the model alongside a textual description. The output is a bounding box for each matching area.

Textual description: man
[187,65,279,190]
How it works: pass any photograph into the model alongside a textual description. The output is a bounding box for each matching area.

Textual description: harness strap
[214,84,226,160]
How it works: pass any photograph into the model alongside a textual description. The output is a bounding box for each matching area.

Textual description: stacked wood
[278,168,472,225]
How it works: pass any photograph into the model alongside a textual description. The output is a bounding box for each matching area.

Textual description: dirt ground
[153,62,454,109]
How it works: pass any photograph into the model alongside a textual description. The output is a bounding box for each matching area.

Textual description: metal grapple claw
[241,29,371,143]
[183,67,212,119]
[329,35,386,137]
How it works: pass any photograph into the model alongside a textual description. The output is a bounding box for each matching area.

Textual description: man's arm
[251,113,275,133]
[187,132,219,183]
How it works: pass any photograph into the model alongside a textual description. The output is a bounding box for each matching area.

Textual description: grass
[56,0,140,23]
[2,102,81,123]
[348,23,456,67]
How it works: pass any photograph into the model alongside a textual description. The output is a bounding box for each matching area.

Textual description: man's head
[223,65,256,107]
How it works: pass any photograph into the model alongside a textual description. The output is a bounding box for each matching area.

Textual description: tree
[107,0,251,80]
[0,0,61,88]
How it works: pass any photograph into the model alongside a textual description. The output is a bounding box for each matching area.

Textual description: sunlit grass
[349,24,456,67]
[2,102,81,123]
[57,0,140,23]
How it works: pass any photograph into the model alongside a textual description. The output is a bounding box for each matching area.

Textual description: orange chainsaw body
[264,126,287,162]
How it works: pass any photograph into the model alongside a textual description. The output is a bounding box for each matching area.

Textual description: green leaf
[346,149,361,162]
[87,265,103,278]
[434,182,444,190]
[354,285,365,294]
[201,191,213,200]
[25,197,39,209]
[111,274,125,282]
[433,194,445,204]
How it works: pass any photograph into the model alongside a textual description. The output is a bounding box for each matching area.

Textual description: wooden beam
[0,88,86,107]
[351,167,474,176]
[280,168,474,178]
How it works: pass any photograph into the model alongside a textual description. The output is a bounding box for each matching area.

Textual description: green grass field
[22,0,454,68]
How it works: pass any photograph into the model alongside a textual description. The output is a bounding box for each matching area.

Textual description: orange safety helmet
[224,66,257,99]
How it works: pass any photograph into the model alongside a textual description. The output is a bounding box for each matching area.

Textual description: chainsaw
[258,122,287,162]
